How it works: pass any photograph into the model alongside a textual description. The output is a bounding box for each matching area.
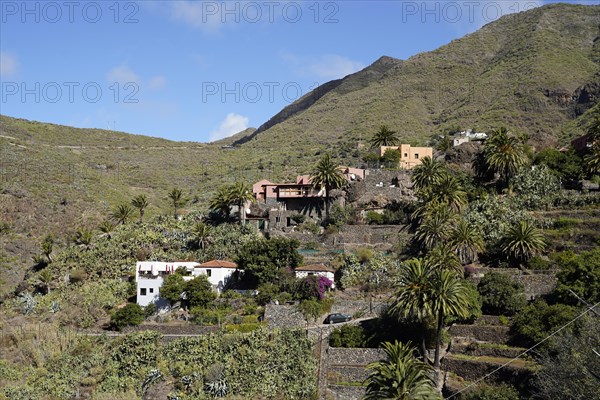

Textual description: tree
[411,156,446,191]
[40,234,54,263]
[168,188,186,219]
[534,316,600,400]
[450,219,484,264]
[460,384,520,400]
[382,149,401,165]
[191,222,212,250]
[552,248,600,305]
[37,269,53,294]
[413,206,456,251]
[209,186,233,219]
[482,127,528,189]
[98,220,115,238]
[72,228,93,247]
[110,303,144,331]
[426,243,462,275]
[160,273,186,305]
[131,194,149,223]
[369,125,400,148]
[500,220,546,266]
[429,269,470,372]
[184,275,216,308]
[477,272,526,316]
[391,259,472,379]
[111,204,134,225]
[428,173,467,213]
[310,154,347,219]
[227,182,255,224]
[584,142,600,175]
[236,237,303,285]
[364,341,440,400]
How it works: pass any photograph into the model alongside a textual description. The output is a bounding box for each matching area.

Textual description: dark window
[415,153,419,159]
[404,153,408,158]
[140,288,147,296]
[149,288,154,294]
[207,269,212,277]
[287,217,291,226]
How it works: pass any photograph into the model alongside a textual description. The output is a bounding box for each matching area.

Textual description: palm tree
[411,157,446,191]
[227,182,255,224]
[584,143,600,175]
[209,186,233,219]
[72,228,93,248]
[168,188,186,219]
[369,125,400,148]
[310,154,347,219]
[413,206,456,251]
[37,269,53,294]
[500,220,546,267]
[450,219,484,264]
[426,243,462,275]
[111,204,133,225]
[429,269,470,373]
[98,220,115,238]
[483,127,527,189]
[364,341,440,400]
[131,194,149,223]
[191,222,212,250]
[41,234,54,263]
[429,174,467,213]
[390,258,434,358]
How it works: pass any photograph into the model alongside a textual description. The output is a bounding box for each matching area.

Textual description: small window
[149,288,154,294]
[287,217,291,227]
[275,216,281,223]
[206,269,212,277]
[140,288,147,296]
[404,153,408,158]
[414,153,419,159]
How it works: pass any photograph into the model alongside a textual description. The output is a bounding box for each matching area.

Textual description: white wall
[193,267,235,292]
[294,271,335,288]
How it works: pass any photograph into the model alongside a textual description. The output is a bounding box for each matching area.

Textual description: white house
[135,260,238,308]
[294,264,336,288]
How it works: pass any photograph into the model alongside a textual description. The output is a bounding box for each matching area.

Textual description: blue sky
[0,0,592,142]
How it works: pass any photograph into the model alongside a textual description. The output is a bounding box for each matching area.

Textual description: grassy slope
[1,3,599,296]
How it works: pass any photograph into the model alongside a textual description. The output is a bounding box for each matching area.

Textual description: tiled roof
[295,264,335,273]
[198,260,238,269]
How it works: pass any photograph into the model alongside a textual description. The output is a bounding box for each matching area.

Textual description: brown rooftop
[198,260,237,269]
[295,264,335,273]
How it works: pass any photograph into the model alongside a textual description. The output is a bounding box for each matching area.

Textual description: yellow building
[378,144,433,169]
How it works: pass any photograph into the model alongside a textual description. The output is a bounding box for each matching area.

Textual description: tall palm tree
[111,204,133,225]
[429,174,467,213]
[426,243,462,275]
[413,206,456,251]
[369,125,400,148]
[227,182,255,224]
[450,219,484,264]
[168,188,186,219]
[131,194,149,223]
[390,258,434,358]
[500,220,546,267]
[364,341,440,400]
[310,154,347,219]
[411,157,446,191]
[209,186,233,219]
[483,127,527,189]
[429,269,470,373]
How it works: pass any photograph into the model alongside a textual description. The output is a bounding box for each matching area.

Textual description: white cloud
[0,52,18,77]
[169,1,224,33]
[281,53,365,81]
[148,75,167,90]
[209,113,249,141]
[107,64,140,84]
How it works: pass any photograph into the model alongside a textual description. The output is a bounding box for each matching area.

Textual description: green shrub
[110,303,144,331]
[224,323,261,333]
[329,325,367,348]
[477,272,526,316]
[527,256,551,271]
[366,211,384,225]
[460,383,520,400]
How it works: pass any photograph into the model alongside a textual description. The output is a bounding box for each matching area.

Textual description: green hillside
[1,3,599,297]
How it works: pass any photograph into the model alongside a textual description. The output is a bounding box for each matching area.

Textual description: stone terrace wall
[475,268,558,299]
[330,300,386,318]
[448,324,510,344]
[327,347,385,366]
[123,324,217,335]
[264,304,305,329]
[443,356,534,386]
